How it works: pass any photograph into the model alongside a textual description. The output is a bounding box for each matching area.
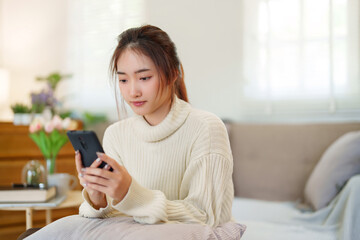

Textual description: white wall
[146,0,243,120]
[0,0,244,121]
[0,0,68,120]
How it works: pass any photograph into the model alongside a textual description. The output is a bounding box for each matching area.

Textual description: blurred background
[0,1,359,238]
[0,0,359,125]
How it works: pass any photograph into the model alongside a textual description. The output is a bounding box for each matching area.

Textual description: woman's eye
[140,76,151,81]
[119,79,127,83]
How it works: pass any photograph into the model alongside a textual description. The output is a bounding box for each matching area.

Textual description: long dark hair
[109,25,188,118]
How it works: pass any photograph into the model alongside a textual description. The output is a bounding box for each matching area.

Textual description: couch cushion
[230,122,360,201]
[304,131,360,210]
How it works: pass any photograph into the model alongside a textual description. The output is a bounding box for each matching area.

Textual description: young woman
[76,25,234,227]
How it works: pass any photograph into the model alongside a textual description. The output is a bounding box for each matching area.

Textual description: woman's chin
[131,108,147,116]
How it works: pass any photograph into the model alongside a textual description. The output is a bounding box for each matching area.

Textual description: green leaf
[29,132,49,158]
[12,103,31,113]
[52,135,68,157]
[36,72,72,90]
[50,130,61,142]
[29,133,41,146]
[39,131,51,158]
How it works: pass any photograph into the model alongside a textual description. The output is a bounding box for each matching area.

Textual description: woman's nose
[129,81,141,98]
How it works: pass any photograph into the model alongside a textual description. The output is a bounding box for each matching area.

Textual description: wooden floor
[0,122,83,240]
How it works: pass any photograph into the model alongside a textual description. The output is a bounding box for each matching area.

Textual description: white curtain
[240,0,360,120]
[64,0,145,120]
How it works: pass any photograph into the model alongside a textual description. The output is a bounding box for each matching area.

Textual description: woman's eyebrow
[117,68,150,75]
[135,68,150,74]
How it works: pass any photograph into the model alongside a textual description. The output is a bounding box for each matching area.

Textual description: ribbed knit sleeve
[78,189,113,218]
[111,153,233,227]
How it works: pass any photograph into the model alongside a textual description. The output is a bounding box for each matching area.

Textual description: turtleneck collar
[132,96,191,142]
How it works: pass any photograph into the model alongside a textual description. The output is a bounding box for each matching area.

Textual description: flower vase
[46,157,56,175]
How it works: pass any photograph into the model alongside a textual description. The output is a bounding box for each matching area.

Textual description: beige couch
[227,122,360,202]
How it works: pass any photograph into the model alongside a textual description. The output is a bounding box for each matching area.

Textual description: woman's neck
[144,98,172,126]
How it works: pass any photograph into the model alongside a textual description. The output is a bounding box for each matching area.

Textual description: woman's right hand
[75,150,107,209]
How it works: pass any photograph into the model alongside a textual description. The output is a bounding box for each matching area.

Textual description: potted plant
[30,90,54,120]
[30,72,72,118]
[11,103,32,125]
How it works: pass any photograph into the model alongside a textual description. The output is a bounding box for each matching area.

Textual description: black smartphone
[67,130,112,171]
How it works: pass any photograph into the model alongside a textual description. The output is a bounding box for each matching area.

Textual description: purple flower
[31,90,58,109]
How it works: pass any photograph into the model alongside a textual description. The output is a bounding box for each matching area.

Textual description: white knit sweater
[79,96,234,227]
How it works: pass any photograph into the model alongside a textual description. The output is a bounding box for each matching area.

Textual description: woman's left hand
[81,152,132,202]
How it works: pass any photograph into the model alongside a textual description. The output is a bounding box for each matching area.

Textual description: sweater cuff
[79,189,111,218]
[111,178,167,223]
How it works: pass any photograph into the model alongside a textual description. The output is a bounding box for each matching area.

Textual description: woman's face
[117,49,172,125]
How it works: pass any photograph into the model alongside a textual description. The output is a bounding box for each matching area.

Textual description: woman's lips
[132,101,146,107]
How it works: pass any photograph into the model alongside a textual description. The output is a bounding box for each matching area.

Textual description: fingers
[96,152,121,172]
[85,182,108,194]
[76,151,103,187]
[82,173,108,187]
[103,164,111,171]
[82,167,112,180]
[90,157,103,168]
[75,150,83,173]
[79,165,109,188]
[80,169,109,197]
[78,172,86,187]
[80,154,132,202]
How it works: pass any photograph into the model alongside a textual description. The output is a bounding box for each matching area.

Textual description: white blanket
[232,175,360,240]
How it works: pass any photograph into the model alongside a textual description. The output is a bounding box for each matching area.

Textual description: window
[241,0,360,120]
[65,0,145,119]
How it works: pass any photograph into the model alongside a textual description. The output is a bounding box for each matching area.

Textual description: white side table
[0,190,82,229]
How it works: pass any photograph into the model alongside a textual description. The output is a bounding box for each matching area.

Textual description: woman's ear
[172,73,179,86]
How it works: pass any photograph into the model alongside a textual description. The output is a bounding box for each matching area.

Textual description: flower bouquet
[29,115,78,175]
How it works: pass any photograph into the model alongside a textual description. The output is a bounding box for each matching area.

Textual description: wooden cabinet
[0,122,83,239]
